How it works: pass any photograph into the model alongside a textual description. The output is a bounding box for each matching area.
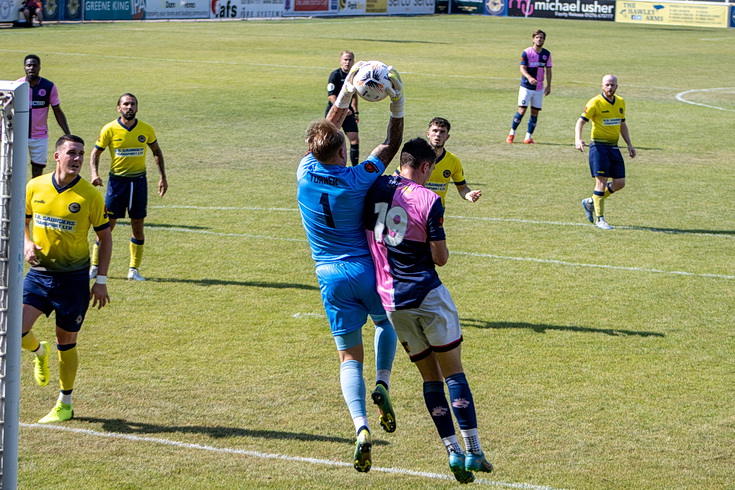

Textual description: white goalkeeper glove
[386,66,404,118]
[334,61,366,109]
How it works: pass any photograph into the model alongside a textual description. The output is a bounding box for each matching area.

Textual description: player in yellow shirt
[575,75,636,230]
[89,94,168,281]
[23,135,112,423]
[424,118,481,207]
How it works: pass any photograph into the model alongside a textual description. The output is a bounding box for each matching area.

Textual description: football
[353,61,392,102]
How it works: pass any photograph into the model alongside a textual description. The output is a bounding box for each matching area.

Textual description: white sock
[59,392,72,405]
[460,428,482,454]
[442,435,463,455]
[35,343,46,357]
[353,416,369,434]
[375,370,391,390]
[525,132,533,140]
[509,129,516,136]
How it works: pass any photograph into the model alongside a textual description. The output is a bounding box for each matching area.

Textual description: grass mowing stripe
[153,227,734,280]
[151,205,735,239]
[20,423,562,489]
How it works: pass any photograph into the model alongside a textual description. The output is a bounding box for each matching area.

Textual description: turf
[2,15,734,489]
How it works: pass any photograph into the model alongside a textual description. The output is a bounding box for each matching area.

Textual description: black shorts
[24,269,90,332]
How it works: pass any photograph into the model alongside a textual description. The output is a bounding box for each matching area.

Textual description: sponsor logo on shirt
[602,118,622,126]
[34,213,77,232]
[115,148,145,157]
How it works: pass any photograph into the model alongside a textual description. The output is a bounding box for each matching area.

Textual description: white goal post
[0,80,29,490]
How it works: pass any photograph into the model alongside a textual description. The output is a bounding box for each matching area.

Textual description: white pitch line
[152,205,734,240]
[153,226,734,280]
[20,423,560,489]
[675,87,735,112]
[452,252,735,280]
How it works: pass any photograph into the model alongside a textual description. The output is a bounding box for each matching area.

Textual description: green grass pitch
[2,15,734,489]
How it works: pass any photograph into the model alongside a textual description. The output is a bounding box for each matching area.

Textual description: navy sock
[528,115,538,135]
[446,373,477,430]
[350,144,359,166]
[511,112,523,130]
[423,381,456,439]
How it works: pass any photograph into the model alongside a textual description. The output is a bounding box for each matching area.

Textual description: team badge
[364,162,379,174]
[75,315,83,325]
[39,89,47,96]
[138,135,146,143]
[619,108,624,114]
[68,202,81,213]
[443,170,451,178]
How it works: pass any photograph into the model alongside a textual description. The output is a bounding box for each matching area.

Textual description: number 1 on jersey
[320,193,335,228]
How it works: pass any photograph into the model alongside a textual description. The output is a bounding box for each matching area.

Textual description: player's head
[117,93,139,121]
[306,119,346,165]
[427,117,451,150]
[54,135,85,175]
[23,54,41,80]
[340,51,355,73]
[532,29,546,45]
[400,138,436,184]
[601,75,618,98]
[55,134,84,150]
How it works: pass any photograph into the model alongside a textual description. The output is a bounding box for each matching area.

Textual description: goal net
[0,80,29,490]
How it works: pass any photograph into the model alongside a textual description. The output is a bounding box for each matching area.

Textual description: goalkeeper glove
[335,61,366,109]
[386,66,404,118]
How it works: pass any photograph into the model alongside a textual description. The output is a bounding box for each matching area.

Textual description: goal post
[0,80,29,490]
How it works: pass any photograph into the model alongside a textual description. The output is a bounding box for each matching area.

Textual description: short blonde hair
[305,119,345,163]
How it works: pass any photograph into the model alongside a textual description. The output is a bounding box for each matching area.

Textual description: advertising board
[508,0,615,20]
[616,0,728,27]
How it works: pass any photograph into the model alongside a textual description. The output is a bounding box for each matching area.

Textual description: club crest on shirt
[39,89,47,96]
[75,315,83,325]
[138,135,146,143]
[364,162,379,173]
[443,170,451,178]
[68,202,81,213]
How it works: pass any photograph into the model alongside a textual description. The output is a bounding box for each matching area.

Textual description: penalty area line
[20,423,560,489]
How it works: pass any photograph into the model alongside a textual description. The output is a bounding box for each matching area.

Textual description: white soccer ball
[353,61,392,102]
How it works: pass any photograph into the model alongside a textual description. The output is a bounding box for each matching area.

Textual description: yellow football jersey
[425,150,466,206]
[580,94,627,146]
[26,174,109,273]
[94,118,157,177]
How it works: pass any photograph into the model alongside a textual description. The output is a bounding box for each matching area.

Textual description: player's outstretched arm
[90,227,112,309]
[327,61,364,129]
[574,118,587,152]
[457,183,482,203]
[371,67,405,165]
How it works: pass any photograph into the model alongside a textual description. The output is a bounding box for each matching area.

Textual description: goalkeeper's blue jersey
[297,152,385,266]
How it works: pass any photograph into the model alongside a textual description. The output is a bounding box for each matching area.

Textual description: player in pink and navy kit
[506,30,553,144]
[17,55,71,178]
[364,138,494,484]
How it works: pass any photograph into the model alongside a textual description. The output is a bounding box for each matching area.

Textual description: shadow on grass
[115,220,211,231]
[146,277,319,290]
[620,225,735,237]
[462,319,664,337]
[75,416,389,446]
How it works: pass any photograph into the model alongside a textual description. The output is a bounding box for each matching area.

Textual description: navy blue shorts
[589,143,625,179]
[23,269,90,332]
[315,258,387,337]
[106,174,147,220]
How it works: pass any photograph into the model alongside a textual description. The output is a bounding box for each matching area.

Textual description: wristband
[95,275,107,285]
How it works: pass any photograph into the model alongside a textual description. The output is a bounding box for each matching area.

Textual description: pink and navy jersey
[15,76,60,139]
[364,175,446,311]
[520,48,552,91]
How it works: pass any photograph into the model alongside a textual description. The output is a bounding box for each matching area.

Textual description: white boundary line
[20,423,561,489]
[154,226,734,280]
[674,87,735,112]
